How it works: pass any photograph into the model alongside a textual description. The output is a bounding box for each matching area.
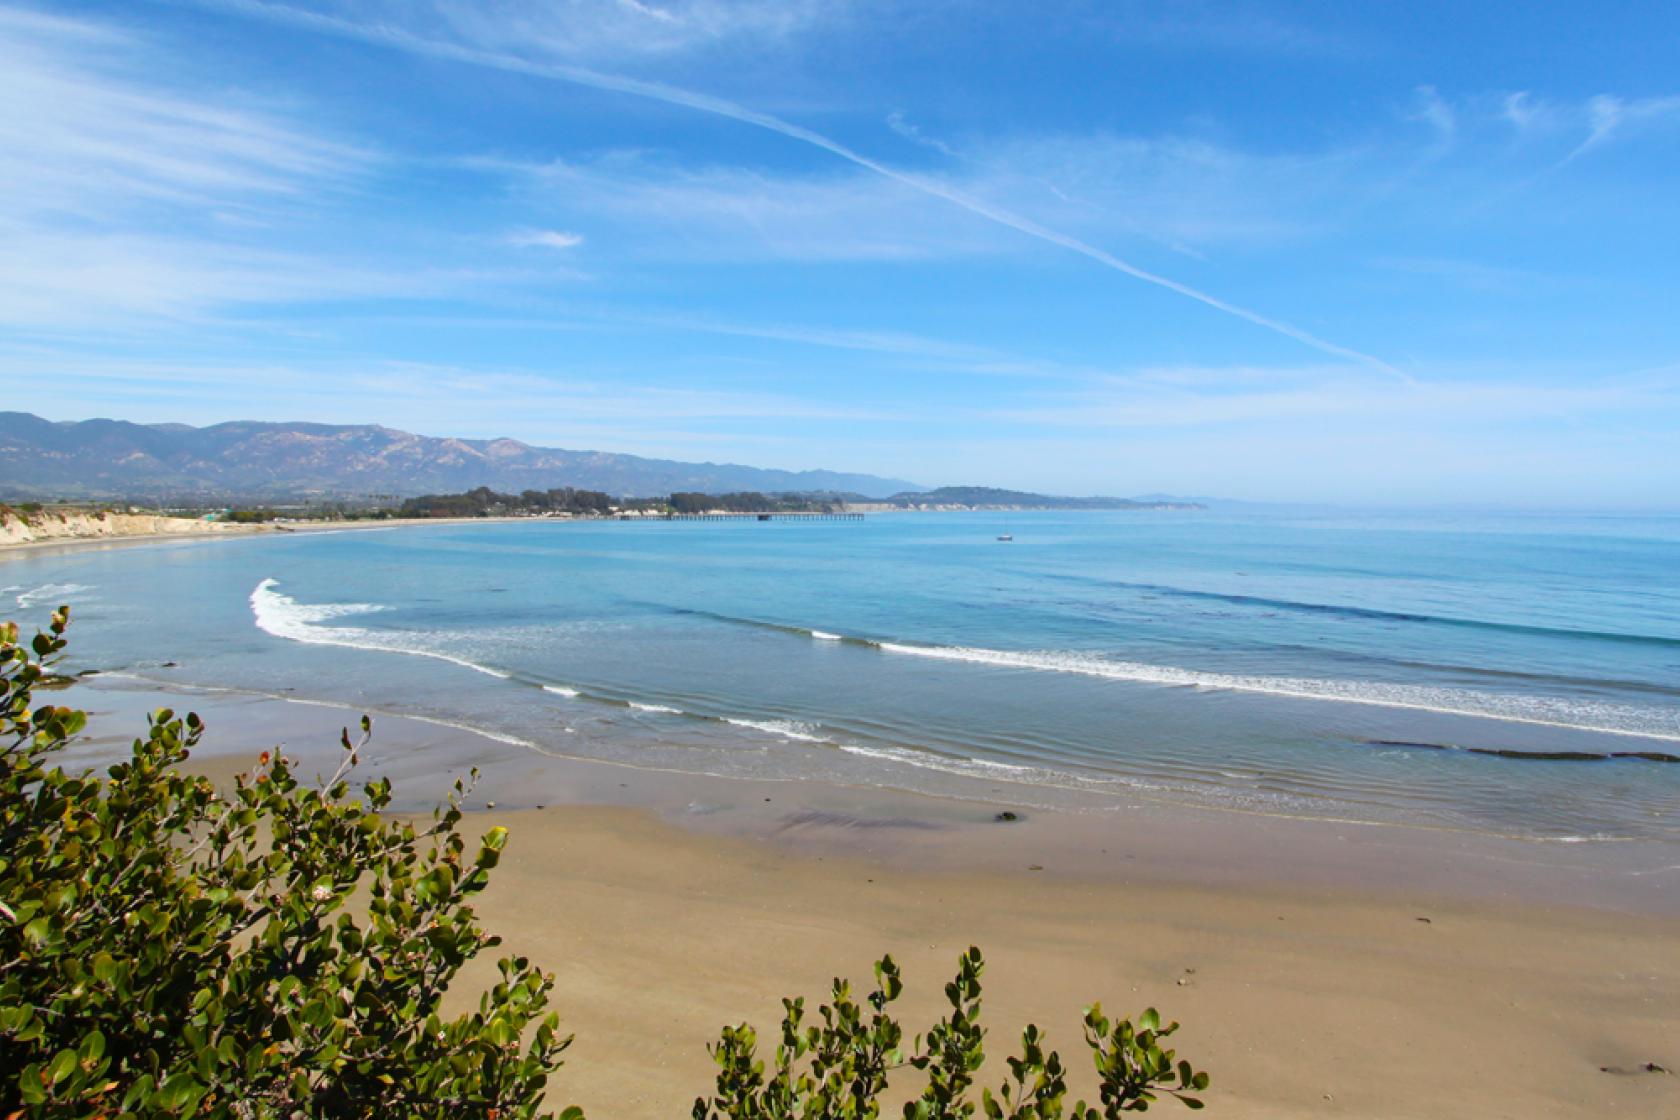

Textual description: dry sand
[465,803,1678,1120]
[100,687,1674,1120]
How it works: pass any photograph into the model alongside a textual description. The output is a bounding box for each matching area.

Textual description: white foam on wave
[86,671,541,750]
[959,756,1034,773]
[542,684,581,697]
[250,578,511,680]
[874,641,1680,742]
[16,582,95,608]
[723,717,831,743]
[809,630,842,641]
[630,701,682,714]
[322,705,535,748]
[417,717,533,748]
[249,580,384,635]
[839,743,1139,789]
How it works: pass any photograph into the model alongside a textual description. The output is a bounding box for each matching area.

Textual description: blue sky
[4,1,1678,505]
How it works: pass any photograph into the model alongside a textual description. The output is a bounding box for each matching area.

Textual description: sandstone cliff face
[0,509,265,546]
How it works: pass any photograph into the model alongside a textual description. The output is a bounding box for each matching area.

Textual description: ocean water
[6,510,1679,844]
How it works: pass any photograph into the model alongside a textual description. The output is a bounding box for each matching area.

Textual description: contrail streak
[196,0,1406,378]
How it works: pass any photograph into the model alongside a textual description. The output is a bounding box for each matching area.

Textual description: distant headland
[860,486,1204,512]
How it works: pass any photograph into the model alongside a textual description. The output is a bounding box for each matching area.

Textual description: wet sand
[58,681,1680,1118]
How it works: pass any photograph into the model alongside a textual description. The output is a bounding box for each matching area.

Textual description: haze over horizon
[4,2,1678,507]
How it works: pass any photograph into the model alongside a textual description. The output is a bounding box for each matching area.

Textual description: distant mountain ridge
[0,413,923,501]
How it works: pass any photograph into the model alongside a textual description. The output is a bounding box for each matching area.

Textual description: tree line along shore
[2,485,1204,541]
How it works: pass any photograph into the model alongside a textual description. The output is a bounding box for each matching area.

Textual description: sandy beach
[60,681,1680,1119]
[467,805,1679,1119]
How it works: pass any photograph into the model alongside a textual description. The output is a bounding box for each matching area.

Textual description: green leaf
[18,1066,46,1105]
[48,1047,80,1084]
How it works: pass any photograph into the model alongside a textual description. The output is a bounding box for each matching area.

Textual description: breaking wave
[618,600,1680,742]
[723,717,831,743]
[250,579,510,679]
[15,583,96,609]
[838,744,1158,791]
[867,641,1680,742]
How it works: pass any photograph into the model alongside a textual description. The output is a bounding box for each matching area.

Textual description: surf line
[867,639,1680,743]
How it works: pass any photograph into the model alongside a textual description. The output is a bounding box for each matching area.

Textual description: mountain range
[0,413,923,501]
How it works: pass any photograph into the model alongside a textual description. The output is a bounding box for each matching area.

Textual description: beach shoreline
[58,678,1680,1119]
[0,518,273,554]
[0,506,1158,560]
[0,512,599,557]
[61,677,1680,918]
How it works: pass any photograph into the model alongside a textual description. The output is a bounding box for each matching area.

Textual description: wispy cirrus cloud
[0,232,479,329]
[1407,85,1457,145]
[471,128,1357,274]
[600,311,1086,379]
[948,361,1680,504]
[0,5,365,223]
[0,349,900,446]
[988,364,1680,431]
[885,110,961,159]
[262,304,1097,381]
[1078,0,1358,57]
[188,0,1405,374]
[1564,94,1680,162]
[254,0,839,63]
[507,228,586,250]
[1366,256,1575,294]
[0,3,426,329]
[477,152,999,262]
[953,132,1352,249]
[1426,87,1680,162]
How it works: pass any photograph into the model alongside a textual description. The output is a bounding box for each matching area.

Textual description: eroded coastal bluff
[0,508,270,548]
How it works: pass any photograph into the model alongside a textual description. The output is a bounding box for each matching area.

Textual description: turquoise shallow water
[7,510,1679,843]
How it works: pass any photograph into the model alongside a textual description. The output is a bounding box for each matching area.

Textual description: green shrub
[693,949,1207,1120]
[1,608,571,1118]
[2,609,1209,1117]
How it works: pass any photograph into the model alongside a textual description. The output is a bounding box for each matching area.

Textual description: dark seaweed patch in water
[1365,739,1680,763]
